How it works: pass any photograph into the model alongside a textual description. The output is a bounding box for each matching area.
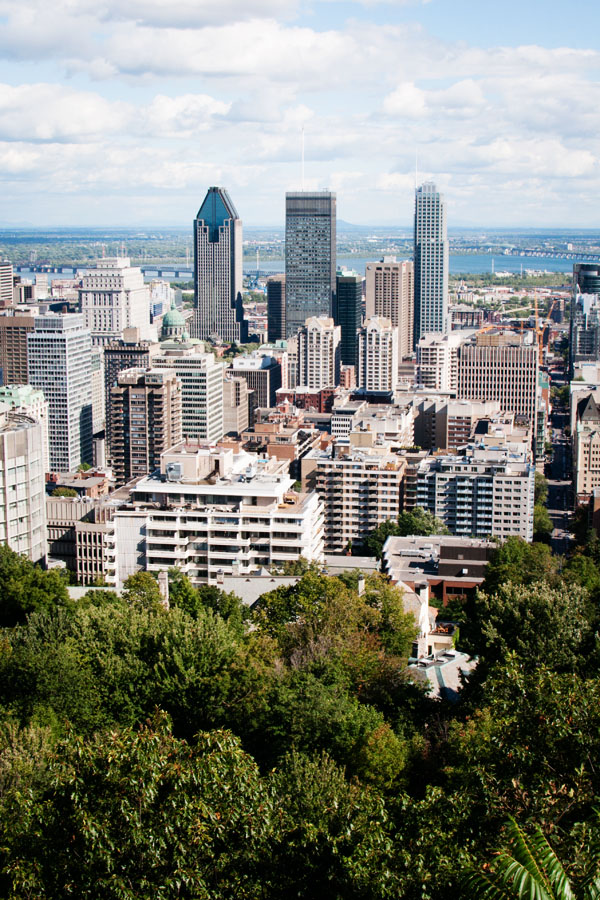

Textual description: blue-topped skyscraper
[191,186,247,344]
[285,191,336,338]
[413,181,449,347]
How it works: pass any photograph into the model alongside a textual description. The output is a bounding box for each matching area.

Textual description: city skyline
[1,0,599,228]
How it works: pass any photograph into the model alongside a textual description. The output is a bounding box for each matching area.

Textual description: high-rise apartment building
[154,344,224,442]
[223,374,251,436]
[0,384,50,472]
[573,393,600,504]
[357,317,398,393]
[190,186,247,344]
[416,331,466,393]
[335,270,362,369]
[80,257,150,346]
[0,311,35,385]
[285,191,336,337]
[414,182,449,346]
[416,446,535,541]
[267,275,286,343]
[0,261,13,308]
[110,368,182,485]
[297,316,341,390]
[104,330,160,454]
[457,332,539,426]
[0,411,47,563]
[27,313,93,472]
[365,257,413,362]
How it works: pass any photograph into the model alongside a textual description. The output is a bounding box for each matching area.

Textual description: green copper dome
[162,302,185,328]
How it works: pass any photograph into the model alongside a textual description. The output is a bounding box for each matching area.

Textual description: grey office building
[413,182,449,347]
[191,186,247,344]
[285,191,336,337]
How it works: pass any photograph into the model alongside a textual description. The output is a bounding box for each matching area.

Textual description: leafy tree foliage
[0,544,71,627]
[534,503,554,541]
[534,471,549,506]
[481,537,559,594]
[51,486,78,497]
[360,507,449,559]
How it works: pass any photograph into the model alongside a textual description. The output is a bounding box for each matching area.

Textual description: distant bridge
[15,264,276,280]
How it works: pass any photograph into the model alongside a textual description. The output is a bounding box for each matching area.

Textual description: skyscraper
[357,317,398,393]
[267,275,286,342]
[365,257,413,362]
[285,191,336,337]
[190,186,247,344]
[335,270,362,369]
[27,313,93,472]
[0,261,13,308]
[413,182,449,346]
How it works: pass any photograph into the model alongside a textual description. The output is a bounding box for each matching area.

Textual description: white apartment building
[0,411,47,563]
[414,182,449,344]
[357,317,398,393]
[416,331,469,393]
[154,343,224,443]
[27,313,93,472]
[0,384,49,472]
[365,257,414,362]
[302,440,407,552]
[91,346,105,434]
[105,442,324,588]
[573,393,600,502]
[80,257,150,346]
[297,316,341,389]
[416,445,535,541]
[457,331,539,426]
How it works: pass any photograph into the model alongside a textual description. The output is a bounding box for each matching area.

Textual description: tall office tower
[285,191,336,337]
[365,257,413,362]
[110,368,182,485]
[413,182,449,346]
[191,186,247,344]
[267,275,286,342]
[0,410,47,563]
[230,354,282,408]
[457,332,539,426]
[0,261,13,308]
[0,311,35,385]
[297,316,341,390]
[335,270,362,369]
[357,317,398,393]
[80,257,150,347]
[27,313,93,472]
[154,345,224,442]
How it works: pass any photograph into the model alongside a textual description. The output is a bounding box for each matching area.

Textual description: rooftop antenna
[301,126,305,191]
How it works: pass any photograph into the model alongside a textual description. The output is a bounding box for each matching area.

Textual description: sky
[0,0,599,228]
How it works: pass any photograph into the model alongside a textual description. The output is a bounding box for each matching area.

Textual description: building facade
[230,354,282,409]
[335,269,362,369]
[0,311,35,386]
[267,275,286,343]
[105,443,324,588]
[0,411,47,563]
[0,261,13,308]
[191,186,247,344]
[297,316,341,390]
[154,344,224,443]
[80,257,150,346]
[357,317,398,393]
[285,191,336,337]
[365,257,413,362]
[414,182,449,346]
[110,368,183,485]
[27,313,93,472]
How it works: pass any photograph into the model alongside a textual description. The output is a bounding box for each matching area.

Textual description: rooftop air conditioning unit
[165,463,183,482]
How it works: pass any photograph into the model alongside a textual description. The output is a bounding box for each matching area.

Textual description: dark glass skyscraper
[285,191,336,338]
[335,269,362,368]
[413,182,448,348]
[267,274,286,342]
[191,186,247,344]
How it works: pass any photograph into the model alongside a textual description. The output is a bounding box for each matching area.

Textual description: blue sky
[0,0,599,228]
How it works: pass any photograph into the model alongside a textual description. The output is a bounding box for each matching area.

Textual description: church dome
[161,301,186,340]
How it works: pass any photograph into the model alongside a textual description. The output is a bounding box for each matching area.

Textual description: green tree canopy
[0,544,71,627]
[361,507,449,559]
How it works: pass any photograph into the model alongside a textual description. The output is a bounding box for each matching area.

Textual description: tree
[534,471,549,505]
[361,508,449,559]
[51,486,78,497]
[534,503,554,541]
[122,571,164,608]
[482,537,559,594]
[1,716,276,900]
[0,544,71,627]
[463,817,600,899]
